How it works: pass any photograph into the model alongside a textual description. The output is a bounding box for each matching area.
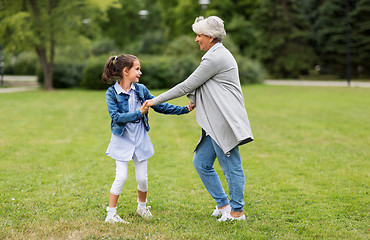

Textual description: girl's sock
[107,207,117,218]
[137,199,146,210]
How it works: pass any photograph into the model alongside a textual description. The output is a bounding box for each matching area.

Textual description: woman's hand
[144,100,154,107]
[187,101,195,111]
[140,101,149,114]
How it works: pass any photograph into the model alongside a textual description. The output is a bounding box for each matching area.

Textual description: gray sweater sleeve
[152,57,219,105]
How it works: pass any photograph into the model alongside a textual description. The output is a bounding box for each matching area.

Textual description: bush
[164,35,202,59]
[237,56,266,84]
[38,62,85,88]
[163,35,265,85]
[6,51,39,75]
[79,50,265,91]
[80,56,110,90]
[90,38,118,56]
[139,55,198,89]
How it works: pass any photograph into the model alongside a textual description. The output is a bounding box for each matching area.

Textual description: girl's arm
[143,86,191,115]
[106,89,148,124]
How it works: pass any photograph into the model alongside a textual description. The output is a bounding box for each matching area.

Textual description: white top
[106,83,154,161]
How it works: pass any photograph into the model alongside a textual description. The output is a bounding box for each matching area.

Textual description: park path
[0,75,40,93]
[264,80,370,88]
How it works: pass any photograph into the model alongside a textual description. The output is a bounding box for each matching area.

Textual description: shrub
[164,35,202,59]
[91,38,118,56]
[237,56,266,84]
[37,62,85,88]
[80,56,110,90]
[7,51,39,75]
[139,55,198,89]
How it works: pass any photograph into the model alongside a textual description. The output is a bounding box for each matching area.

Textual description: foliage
[0,86,369,239]
[68,32,265,90]
[80,56,110,90]
[2,0,370,80]
[4,51,39,75]
[98,0,164,55]
[139,55,199,89]
[0,0,120,90]
[90,38,119,57]
[164,35,202,59]
[237,56,266,84]
[311,0,370,78]
[350,0,370,77]
[37,62,85,88]
[251,0,317,78]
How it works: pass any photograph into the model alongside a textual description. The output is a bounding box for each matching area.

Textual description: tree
[98,0,164,55]
[0,0,119,90]
[314,0,370,78]
[350,0,370,78]
[251,0,317,78]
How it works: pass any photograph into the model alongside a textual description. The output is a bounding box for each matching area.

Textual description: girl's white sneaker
[217,212,246,222]
[105,214,129,224]
[137,206,153,219]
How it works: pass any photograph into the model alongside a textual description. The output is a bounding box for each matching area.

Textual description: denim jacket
[106,83,189,136]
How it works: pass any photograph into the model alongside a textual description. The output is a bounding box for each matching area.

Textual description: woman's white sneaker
[137,206,153,219]
[212,205,231,217]
[105,213,129,224]
[217,212,246,222]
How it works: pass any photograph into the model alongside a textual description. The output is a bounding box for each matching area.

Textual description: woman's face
[124,60,142,83]
[195,34,215,51]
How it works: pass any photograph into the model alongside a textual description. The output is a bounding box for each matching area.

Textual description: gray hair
[192,16,226,41]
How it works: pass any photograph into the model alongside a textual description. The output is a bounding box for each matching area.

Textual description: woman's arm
[142,85,192,115]
[147,57,219,106]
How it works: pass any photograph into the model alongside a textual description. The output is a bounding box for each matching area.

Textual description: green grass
[0,85,369,239]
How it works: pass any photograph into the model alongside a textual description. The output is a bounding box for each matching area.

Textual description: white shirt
[106,83,154,161]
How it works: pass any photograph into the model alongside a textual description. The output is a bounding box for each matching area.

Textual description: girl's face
[195,33,215,51]
[124,60,142,83]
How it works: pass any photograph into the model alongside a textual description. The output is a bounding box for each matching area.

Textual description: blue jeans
[193,135,245,212]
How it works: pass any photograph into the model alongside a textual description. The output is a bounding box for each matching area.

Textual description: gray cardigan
[152,43,253,155]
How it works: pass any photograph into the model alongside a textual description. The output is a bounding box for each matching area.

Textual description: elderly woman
[145,16,253,221]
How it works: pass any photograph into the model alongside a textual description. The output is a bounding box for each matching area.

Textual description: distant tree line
[1,0,369,90]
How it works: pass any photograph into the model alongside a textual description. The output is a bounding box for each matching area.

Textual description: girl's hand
[187,101,195,111]
[140,101,149,114]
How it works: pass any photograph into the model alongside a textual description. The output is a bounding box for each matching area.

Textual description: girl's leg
[106,160,129,223]
[134,156,152,218]
[109,160,129,206]
[134,156,148,197]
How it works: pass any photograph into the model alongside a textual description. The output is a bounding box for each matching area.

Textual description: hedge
[37,62,85,88]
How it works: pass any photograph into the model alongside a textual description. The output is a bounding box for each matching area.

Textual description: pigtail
[102,56,119,84]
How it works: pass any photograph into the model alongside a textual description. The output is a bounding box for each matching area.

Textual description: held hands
[141,99,195,113]
[187,101,195,111]
[140,101,150,114]
[144,99,154,107]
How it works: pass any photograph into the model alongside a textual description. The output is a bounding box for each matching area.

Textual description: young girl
[102,54,192,223]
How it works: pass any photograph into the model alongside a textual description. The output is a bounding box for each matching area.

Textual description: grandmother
[145,16,253,221]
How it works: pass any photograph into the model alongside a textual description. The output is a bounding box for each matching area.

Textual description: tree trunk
[29,0,55,91]
[43,64,54,91]
[36,47,54,91]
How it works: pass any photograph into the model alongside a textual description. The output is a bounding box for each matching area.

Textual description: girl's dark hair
[102,54,138,84]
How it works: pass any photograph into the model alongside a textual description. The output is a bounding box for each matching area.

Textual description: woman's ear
[208,36,214,43]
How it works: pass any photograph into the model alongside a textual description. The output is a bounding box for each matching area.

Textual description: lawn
[0,85,369,239]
